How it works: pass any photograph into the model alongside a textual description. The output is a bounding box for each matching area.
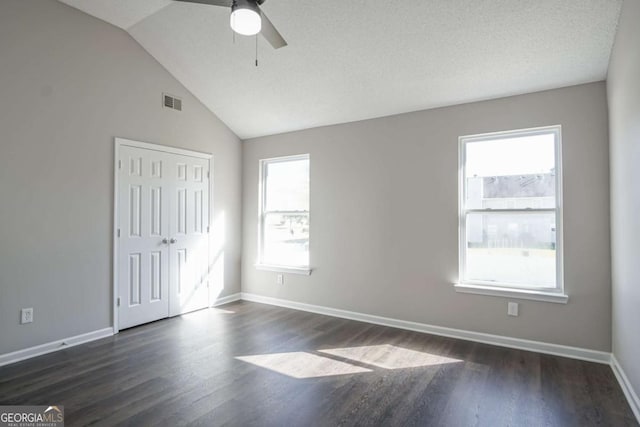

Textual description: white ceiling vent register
[163,93,182,112]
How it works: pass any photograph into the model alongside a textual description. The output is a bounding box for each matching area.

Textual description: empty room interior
[1,0,639,425]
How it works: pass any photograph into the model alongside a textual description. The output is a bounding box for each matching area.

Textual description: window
[457,126,566,302]
[258,155,310,274]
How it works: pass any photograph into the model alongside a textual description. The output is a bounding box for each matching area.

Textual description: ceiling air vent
[163,93,182,112]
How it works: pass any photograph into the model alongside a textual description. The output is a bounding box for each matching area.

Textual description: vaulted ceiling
[58,0,622,139]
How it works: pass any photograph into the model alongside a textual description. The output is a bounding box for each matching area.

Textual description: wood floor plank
[0,301,637,427]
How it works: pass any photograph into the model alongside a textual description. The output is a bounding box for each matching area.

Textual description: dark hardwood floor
[0,301,636,426]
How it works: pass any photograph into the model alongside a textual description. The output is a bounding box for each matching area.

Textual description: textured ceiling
[58,0,622,139]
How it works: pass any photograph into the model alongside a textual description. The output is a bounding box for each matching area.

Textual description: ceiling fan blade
[173,0,233,7]
[259,8,288,49]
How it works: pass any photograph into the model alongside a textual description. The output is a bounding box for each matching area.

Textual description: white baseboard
[240,292,611,364]
[0,327,114,368]
[611,354,640,422]
[211,292,242,307]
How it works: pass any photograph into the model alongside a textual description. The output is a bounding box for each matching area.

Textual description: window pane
[265,158,309,212]
[263,213,309,267]
[465,133,556,209]
[465,212,556,288]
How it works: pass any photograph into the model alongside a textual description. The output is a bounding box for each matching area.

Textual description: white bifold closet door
[117,144,210,330]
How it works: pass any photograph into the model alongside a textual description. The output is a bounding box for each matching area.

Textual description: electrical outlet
[21,308,33,324]
[507,302,519,317]
[276,274,284,285]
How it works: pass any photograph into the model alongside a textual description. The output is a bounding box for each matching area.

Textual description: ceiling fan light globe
[230,8,262,36]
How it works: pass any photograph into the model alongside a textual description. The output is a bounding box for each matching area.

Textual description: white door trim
[116,138,212,159]
[113,137,212,333]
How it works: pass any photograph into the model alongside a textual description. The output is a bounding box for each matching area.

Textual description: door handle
[162,238,169,244]
[170,238,177,244]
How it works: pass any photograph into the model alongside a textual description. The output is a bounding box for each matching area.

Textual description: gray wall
[243,82,612,351]
[0,0,242,354]
[608,0,640,400]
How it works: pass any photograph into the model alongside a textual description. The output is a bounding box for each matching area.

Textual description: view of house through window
[259,155,310,268]
[459,127,562,291]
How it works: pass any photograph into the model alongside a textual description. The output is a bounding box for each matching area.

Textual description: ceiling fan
[174,0,287,49]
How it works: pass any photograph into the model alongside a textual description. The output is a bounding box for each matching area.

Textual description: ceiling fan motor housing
[232,0,261,14]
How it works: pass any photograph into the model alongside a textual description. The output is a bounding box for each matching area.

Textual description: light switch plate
[507,302,519,317]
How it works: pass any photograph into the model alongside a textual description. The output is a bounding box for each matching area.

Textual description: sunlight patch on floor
[319,344,462,369]
[236,352,372,379]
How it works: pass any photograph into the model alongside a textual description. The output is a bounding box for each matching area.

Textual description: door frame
[113,137,213,334]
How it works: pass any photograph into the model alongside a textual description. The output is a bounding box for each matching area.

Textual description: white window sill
[454,283,568,304]
[255,264,312,275]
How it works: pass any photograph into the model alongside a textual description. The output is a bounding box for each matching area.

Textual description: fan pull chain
[255,35,259,67]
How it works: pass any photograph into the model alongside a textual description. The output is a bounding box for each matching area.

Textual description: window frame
[456,125,567,303]
[256,154,311,275]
